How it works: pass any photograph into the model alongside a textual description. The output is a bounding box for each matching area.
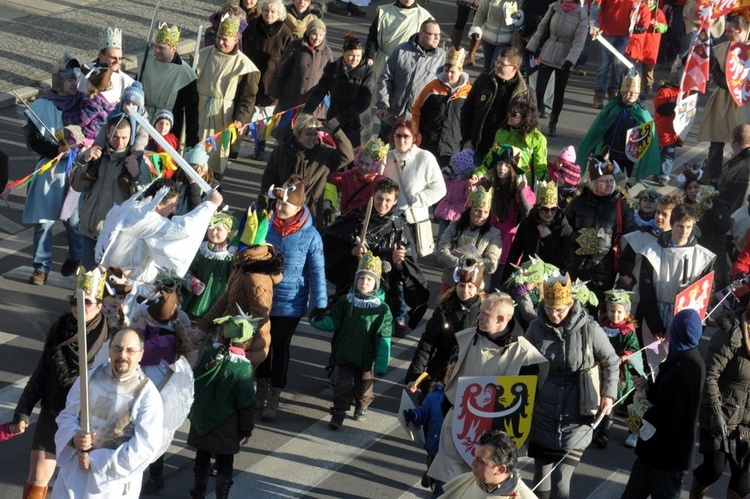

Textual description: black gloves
[710,412,728,439]
[309,307,327,323]
[561,61,573,73]
[403,409,417,424]
[634,25,647,34]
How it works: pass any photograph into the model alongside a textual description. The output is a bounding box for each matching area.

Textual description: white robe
[53,365,163,499]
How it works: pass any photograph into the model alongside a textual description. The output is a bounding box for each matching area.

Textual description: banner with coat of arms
[674,271,715,320]
[625,121,654,163]
[452,375,537,465]
[726,42,750,106]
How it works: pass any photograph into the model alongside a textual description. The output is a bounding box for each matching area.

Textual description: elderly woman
[302,33,374,148]
[565,155,636,304]
[257,113,354,226]
[257,177,327,422]
[436,186,502,293]
[492,100,548,184]
[524,274,619,499]
[242,0,293,159]
[525,0,588,137]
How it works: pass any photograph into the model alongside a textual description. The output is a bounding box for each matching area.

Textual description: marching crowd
[2,0,750,497]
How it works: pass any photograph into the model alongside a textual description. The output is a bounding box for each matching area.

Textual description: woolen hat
[184,146,210,166]
[451,149,475,176]
[557,145,576,164]
[121,82,145,112]
[153,109,174,128]
[306,18,326,37]
[560,161,581,186]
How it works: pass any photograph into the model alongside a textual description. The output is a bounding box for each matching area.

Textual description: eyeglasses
[69,297,99,307]
[539,206,558,214]
[420,31,441,38]
[394,133,412,139]
[544,305,570,315]
[109,345,143,355]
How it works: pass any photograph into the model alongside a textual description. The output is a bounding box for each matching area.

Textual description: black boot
[592,416,613,449]
[190,464,211,499]
[215,474,233,499]
[141,457,165,495]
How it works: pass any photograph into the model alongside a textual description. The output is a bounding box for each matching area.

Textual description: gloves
[561,61,573,73]
[185,275,206,296]
[470,33,480,41]
[710,412,728,439]
[633,25,647,34]
[510,283,528,298]
[403,409,417,424]
[309,307,327,323]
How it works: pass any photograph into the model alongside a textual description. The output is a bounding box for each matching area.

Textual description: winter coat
[283,4,322,39]
[717,147,750,214]
[377,34,446,126]
[434,176,472,222]
[502,208,573,281]
[412,72,472,160]
[266,207,327,317]
[460,73,534,159]
[636,348,705,471]
[653,83,682,148]
[469,0,525,45]
[525,302,619,451]
[257,127,354,222]
[405,294,482,387]
[302,57,374,148]
[268,38,333,114]
[698,42,748,145]
[697,198,731,265]
[242,17,294,107]
[699,311,750,448]
[383,146,447,212]
[409,385,445,457]
[565,186,636,294]
[526,1,588,69]
[437,220,502,287]
[626,7,667,65]
[593,0,637,37]
[327,169,385,215]
[492,127,549,184]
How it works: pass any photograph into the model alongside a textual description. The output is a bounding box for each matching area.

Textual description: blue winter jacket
[410,385,445,457]
[266,206,328,317]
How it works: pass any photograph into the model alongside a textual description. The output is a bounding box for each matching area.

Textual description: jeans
[481,41,510,74]
[535,65,572,123]
[659,144,676,180]
[576,33,591,68]
[596,35,629,93]
[706,142,725,182]
[255,316,302,388]
[32,214,83,274]
[621,457,687,499]
[82,235,98,271]
[394,281,408,324]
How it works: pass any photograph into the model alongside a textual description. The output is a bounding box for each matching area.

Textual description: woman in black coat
[301,33,374,148]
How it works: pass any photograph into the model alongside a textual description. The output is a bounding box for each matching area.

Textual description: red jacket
[598,0,638,37]
[652,83,682,147]
[327,169,385,215]
[626,7,667,65]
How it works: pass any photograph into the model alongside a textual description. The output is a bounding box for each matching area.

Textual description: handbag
[404,206,435,257]
[579,322,601,416]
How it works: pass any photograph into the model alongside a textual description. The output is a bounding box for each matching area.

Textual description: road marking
[585,468,630,499]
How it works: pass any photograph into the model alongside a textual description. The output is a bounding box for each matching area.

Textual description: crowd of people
[3,0,750,497]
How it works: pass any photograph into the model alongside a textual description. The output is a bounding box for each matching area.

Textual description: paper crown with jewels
[100,27,122,50]
[360,138,390,162]
[468,185,493,210]
[218,13,241,38]
[357,251,383,280]
[620,72,641,94]
[543,273,573,307]
[446,47,466,69]
[154,22,180,47]
[534,180,558,207]
[76,267,107,300]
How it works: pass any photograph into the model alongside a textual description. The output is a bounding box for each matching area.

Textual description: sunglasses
[539,206,558,214]
[394,133,412,139]
[69,297,99,307]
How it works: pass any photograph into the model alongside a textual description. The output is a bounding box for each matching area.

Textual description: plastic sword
[592,32,635,71]
[77,289,91,437]
[137,1,163,82]
[12,90,62,144]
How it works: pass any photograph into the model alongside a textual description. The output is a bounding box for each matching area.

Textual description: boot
[592,91,605,109]
[262,387,282,421]
[189,464,211,499]
[22,484,48,499]
[467,37,480,66]
[255,378,270,410]
[215,475,233,499]
[450,28,463,50]
[688,477,709,499]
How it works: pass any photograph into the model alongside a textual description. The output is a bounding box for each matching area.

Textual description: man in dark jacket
[621,308,706,499]
[460,46,534,161]
[717,124,750,214]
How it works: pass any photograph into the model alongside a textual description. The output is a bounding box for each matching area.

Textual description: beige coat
[697,42,747,143]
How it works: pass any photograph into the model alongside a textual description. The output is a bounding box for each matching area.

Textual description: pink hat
[451,149,475,176]
[560,161,581,187]
[557,145,576,164]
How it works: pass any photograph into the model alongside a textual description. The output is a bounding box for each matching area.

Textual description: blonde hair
[293,114,320,138]
[484,292,515,317]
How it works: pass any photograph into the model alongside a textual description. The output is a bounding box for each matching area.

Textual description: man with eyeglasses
[376,18,445,141]
[12,269,110,498]
[78,27,135,105]
[53,328,164,499]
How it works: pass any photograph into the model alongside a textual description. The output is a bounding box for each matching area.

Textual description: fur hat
[51,54,80,92]
[147,289,180,323]
[270,177,306,207]
[153,109,174,128]
[543,273,573,307]
[356,251,383,293]
[451,149,475,176]
[453,258,484,289]
[82,62,113,92]
[121,82,145,113]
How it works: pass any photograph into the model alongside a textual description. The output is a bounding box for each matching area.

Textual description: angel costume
[53,364,163,498]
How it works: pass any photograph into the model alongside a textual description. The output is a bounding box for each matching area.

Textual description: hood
[536,300,589,337]
[657,229,697,249]
[235,244,285,282]
[667,308,703,359]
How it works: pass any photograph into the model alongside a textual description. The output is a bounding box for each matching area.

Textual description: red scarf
[601,318,636,335]
[272,208,308,237]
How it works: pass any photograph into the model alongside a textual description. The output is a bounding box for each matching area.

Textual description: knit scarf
[272,207,308,237]
[40,88,85,126]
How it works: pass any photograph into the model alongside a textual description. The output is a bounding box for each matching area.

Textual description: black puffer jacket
[405,293,481,389]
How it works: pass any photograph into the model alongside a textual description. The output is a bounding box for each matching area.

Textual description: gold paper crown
[446,47,466,69]
[155,22,180,47]
[357,250,383,279]
[534,180,558,207]
[620,72,641,94]
[543,274,573,307]
[100,27,122,50]
[76,267,107,300]
[218,13,241,38]
[468,185,493,211]
[361,138,390,162]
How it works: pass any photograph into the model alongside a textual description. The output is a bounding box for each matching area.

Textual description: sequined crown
[358,250,383,279]
[100,27,122,50]
[361,138,390,162]
[543,274,573,307]
[218,13,241,38]
[155,22,180,47]
[468,185,493,210]
[534,180,558,207]
[76,267,107,300]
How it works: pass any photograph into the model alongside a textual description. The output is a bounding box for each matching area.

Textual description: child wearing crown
[310,251,393,429]
[326,138,388,215]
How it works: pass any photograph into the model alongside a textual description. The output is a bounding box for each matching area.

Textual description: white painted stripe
[585,468,630,499]
[0,331,19,345]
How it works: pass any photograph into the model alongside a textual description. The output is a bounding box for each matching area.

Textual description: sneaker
[573,66,587,76]
[353,407,367,421]
[625,433,638,448]
[329,412,345,429]
[29,270,48,286]
[60,258,80,277]
[347,1,366,16]
[140,477,165,495]
[328,0,352,16]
